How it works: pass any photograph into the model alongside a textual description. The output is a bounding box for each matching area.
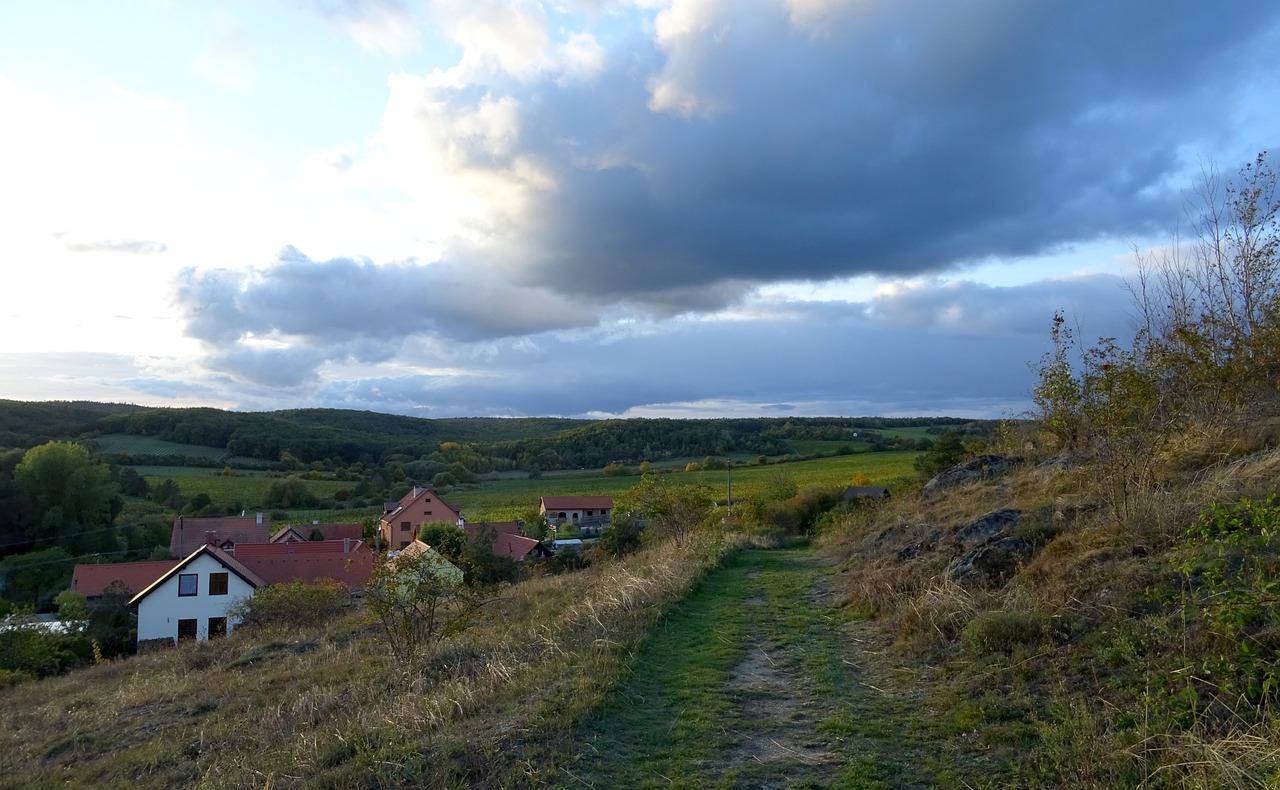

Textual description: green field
[96,434,229,460]
[140,470,352,508]
[449,450,918,520]
[136,450,919,524]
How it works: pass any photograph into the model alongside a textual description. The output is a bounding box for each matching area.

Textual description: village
[68,488,615,647]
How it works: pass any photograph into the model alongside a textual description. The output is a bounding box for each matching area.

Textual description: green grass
[140,471,353,510]
[563,545,946,787]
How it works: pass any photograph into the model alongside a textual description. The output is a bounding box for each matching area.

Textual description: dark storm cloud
[175,247,592,386]
[288,274,1135,418]
[494,1,1279,310]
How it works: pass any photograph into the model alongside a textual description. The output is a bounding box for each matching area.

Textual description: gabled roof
[271,523,363,543]
[381,486,459,524]
[540,495,614,510]
[234,540,361,558]
[71,560,176,599]
[129,545,266,606]
[463,523,548,560]
[237,543,375,588]
[464,520,523,536]
[169,515,271,558]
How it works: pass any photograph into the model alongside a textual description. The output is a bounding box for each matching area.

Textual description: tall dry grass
[0,531,751,788]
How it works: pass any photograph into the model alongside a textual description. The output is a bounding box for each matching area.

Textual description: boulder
[948,537,1033,586]
[955,508,1021,548]
[923,455,1015,496]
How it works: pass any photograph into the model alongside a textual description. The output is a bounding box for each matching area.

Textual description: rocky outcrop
[923,455,1015,496]
[954,508,1021,548]
[948,536,1033,585]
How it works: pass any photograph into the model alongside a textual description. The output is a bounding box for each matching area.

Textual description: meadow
[136,450,919,525]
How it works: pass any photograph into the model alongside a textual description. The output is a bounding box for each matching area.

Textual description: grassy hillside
[0,534,751,788]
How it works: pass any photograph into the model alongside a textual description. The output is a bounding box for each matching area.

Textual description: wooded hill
[0,400,978,472]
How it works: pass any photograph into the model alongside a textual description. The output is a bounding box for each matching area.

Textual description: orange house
[379,486,460,550]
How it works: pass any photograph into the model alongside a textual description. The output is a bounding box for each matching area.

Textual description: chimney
[344,537,351,553]
[256,512,263,525]
[457,515,465,529]
[414,486,423,498]
[205,530,218,546]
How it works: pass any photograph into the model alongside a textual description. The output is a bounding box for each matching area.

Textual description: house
[70,560,177,601]
[388,539,464,584]
[462,521,552,561]
[842,485,891,502]
[130,545,264,644]
[539,496,614,537]
[169,513,271,558]
[130,540,376,646]
[271,522,364,544]
[380,486,460,550]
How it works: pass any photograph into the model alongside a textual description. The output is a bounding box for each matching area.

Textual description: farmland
[137,450,918,524]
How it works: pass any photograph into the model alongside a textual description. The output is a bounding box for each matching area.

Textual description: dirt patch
[727,641,831,774]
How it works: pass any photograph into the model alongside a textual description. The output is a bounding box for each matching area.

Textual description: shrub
[231,580,348,630]
[962,610,1047,655]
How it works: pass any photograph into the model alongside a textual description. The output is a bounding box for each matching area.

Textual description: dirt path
[560,546,944,788]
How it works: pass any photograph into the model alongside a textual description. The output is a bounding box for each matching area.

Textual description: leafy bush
[231,580,348,630]
[1177,496,1280,701]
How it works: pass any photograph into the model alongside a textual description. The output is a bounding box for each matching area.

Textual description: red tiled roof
[234,540,362,557]
[237,543,375,588]
[463,523,544,560]
[71,561,176,598]
[540,496,614,510]
[272,523,363,543]
[465,520,523,536]
[169,515,271,558]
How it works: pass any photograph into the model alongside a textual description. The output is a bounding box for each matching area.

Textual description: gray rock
[955,508,1021,548]
[923,455,1015,496]
[948,537,1033,585]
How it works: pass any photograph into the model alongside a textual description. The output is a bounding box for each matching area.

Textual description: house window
[425,510,432,516]
[209,572,229,596]
[178,573,198,597]
[400,521,411,532]
[399,541,410,549]
[177,619,198,641]
[208,617,227,639]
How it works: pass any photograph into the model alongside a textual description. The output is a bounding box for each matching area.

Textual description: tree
[264,476,318,509]
[365,549,491,664]
[14,442,118,553]
[620,474,714,547]
[913,428,968,479]
[419,522,465,559]
[0,547,75,610]
[598,511,645,557]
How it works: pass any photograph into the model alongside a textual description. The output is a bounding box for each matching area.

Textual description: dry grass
[0,532,750,788]
[815,432,1280,787]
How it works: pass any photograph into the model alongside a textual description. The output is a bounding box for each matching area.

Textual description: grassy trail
[559,544,944,789]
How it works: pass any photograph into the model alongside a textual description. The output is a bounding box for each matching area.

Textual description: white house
[129,545,264,644]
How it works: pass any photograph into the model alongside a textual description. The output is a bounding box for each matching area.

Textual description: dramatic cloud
[175,247,594,386]
[5,1,1278,418]
[397,1,1279,313]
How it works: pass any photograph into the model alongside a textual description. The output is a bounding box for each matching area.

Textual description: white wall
[136,553,256,644]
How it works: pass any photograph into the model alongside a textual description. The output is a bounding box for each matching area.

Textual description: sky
[1,1,1278,420]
